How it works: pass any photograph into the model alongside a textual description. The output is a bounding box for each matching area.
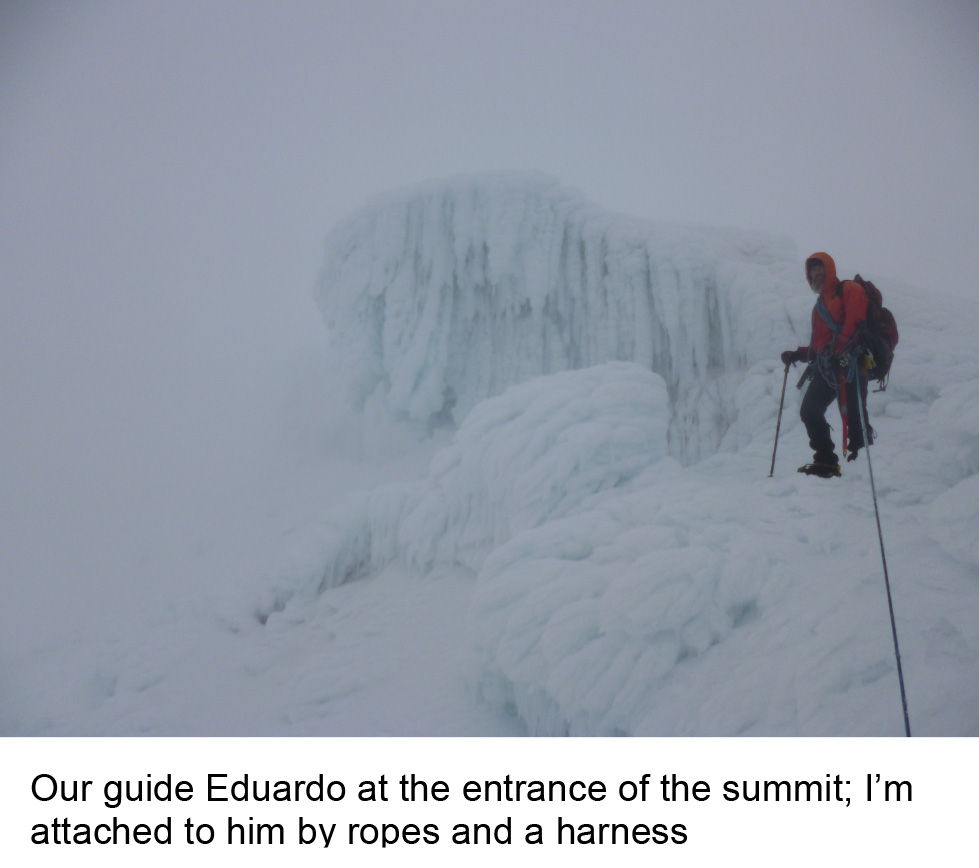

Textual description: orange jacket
[797,252,868,357]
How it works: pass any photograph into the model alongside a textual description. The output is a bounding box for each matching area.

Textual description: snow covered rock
[315,172,800,463]
[397,362,670,573]
[295,362,670,594]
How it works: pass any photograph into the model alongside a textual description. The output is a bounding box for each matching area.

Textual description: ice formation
[315,172,800,463]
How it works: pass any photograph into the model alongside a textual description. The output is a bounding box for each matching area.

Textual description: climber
[781,252,872,478]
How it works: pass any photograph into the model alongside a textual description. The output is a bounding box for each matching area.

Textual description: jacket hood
[805,252,838,293]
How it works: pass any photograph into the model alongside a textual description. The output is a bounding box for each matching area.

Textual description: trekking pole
[854,375,912,737]
[768,363,790,477]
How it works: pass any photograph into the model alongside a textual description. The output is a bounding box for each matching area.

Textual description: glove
[781,350,802,366]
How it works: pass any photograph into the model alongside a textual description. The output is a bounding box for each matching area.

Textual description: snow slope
[5,173,977,736]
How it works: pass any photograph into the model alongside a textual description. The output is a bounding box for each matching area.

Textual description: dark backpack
[850,274,899,389]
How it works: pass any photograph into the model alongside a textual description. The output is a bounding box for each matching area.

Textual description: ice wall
[315,173,801,463]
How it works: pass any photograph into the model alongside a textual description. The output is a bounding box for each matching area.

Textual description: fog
[2,0,976,661]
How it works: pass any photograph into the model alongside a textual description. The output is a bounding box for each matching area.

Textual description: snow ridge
[316,172,799,463]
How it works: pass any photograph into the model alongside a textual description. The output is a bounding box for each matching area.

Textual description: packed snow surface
[5,173,978,736]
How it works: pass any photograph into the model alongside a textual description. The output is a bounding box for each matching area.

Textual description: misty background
[2,1,976,670]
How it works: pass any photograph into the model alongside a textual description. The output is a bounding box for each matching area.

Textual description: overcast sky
[4,0,977,295]
[1,1,977,643]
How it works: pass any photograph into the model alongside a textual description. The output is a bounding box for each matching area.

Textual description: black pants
[800,372,869,464]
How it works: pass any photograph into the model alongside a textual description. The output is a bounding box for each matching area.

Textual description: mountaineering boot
[797,462,842,478]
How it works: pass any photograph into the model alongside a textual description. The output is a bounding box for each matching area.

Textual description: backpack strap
[814,294,842,343]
